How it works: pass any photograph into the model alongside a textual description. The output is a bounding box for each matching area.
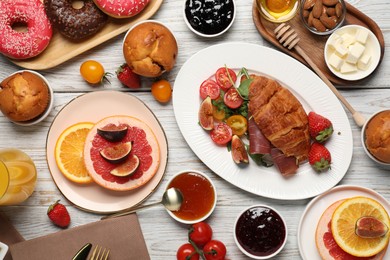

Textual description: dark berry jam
[235,206,286,257]
[185,0,234,35]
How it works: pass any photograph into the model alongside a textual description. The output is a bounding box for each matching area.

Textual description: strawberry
[309,143,332,172]
[47,200,70,228]
[308,111,333,142]
[116,63,141,88]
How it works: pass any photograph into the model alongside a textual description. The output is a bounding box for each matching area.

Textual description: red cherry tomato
[177,243,199,260]
[224,88,243,109]
[189,222,213,247]
[215,67,237,92]
[200,79,220,100]
[203,240,227,260]
[210,122,232,145]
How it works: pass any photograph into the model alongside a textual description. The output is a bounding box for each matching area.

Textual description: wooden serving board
[252,0,385,86]
[10,0,163,70]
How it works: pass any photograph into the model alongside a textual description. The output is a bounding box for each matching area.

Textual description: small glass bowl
[300,0,346,36]
[257,0,300,23]
[183,0,236,37]
[165,170,217,224]
[234,205,288,259]
[361,109,390,170]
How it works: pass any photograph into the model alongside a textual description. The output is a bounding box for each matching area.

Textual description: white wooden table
[0,0,389,259]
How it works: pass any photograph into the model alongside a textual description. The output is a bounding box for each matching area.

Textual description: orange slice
[331,196,390,257]
[55,122,94,184]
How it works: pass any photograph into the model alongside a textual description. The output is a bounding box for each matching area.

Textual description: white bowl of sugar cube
[324,25,381,81]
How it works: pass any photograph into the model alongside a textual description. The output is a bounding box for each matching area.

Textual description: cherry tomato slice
[177,243,199,260]
[203,240,227,260]
[226,115,248,136]
[215,67,237,92]
[210,122,232,145]
[224,88,243,109]
[189,222,213,247]
[212,105,226,121]
[200,79,220,100]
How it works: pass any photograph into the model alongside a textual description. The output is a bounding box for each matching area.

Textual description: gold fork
[90,245,110,260]
[274,23,366,128]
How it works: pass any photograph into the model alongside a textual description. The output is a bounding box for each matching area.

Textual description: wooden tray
[252,0,385,85]
[10,0,163,70]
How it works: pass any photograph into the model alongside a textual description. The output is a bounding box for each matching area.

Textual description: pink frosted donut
[0,0,52,59]
[93,0,150,18]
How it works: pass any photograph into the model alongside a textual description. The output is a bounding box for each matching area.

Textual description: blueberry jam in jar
[235,206,286,257]
[185,0,234,35]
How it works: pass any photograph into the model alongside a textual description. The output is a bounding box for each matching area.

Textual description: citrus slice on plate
[331,196,390,257]
[55,122,94,184]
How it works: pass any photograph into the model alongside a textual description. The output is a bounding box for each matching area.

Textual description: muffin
[123,21,178,78]
[364,110,390,163]
[0,71,50,122]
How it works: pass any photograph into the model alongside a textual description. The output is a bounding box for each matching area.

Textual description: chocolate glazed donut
[44,0,108,40]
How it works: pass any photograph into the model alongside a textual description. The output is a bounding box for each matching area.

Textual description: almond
[312,0,323,18]
[320,15,336,29]
[308,11,314,26]
[326,7,336,16]
[304,0,316,10]
[335,2,343,17]
[303,9,310,18]
[313,18,326,32]
[323,0,339,6]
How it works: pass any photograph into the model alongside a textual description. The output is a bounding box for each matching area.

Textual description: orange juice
[0,149,37,206]
[257,0,299,22]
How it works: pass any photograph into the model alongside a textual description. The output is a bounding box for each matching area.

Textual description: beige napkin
[0,212,25,260]
[10,214,150,260]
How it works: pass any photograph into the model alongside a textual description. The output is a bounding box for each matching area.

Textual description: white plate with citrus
[298,185,390,259]
[46,91,168,214]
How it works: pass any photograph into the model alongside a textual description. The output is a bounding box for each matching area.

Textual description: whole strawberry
[308,111,333,142]
[116,63,141,88]
[47,200,70,228]
[309,143,332,172]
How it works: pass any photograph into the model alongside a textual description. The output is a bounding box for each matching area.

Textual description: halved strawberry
[308,111,334,142]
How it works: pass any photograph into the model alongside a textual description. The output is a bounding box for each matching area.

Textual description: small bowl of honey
[166,170,217,224]
[257,0,300,23]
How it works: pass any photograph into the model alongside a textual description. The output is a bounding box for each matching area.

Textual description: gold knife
[72,243,92,260]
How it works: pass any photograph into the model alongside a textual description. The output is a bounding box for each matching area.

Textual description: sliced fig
[110,154,140,177]
[100,142,132,164]
[97,124,128,142]
[355,216,389,238]
[231,135,249,164]
[199,96,214,130]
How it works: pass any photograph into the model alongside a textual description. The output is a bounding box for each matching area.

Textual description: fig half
[100,142,132,164]
[199,96,214,130]
[97,124,128,142]
[110,154,140,177]
[231,135,249,164]
[355,216,389,238]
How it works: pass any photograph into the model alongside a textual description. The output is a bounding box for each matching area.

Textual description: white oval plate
[172,42,353,200]
[298,185,390,259]
[46,91,168,213]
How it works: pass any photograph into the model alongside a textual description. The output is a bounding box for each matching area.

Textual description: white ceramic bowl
[0,241,8,260]
[1,70,54,126]
[234,205,288,259]
[183,0,236,38]
[324,25,381,81]
[361,109,390,170]
[165,170,217,224]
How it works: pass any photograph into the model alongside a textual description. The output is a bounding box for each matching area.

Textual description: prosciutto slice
[248,117,271,155]
[270,148,298,176]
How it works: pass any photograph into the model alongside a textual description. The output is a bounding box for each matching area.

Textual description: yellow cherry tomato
[151,79,172,103]
[226,115,248,136]
[80,60,107,84]
[212,105,226,121]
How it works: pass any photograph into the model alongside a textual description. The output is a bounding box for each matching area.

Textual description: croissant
[248,75,310,163]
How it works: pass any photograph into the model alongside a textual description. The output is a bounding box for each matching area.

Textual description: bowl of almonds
[300,0,346,35]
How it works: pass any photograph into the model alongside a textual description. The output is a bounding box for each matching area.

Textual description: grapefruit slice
[84,116,160,191]
[315,199,387,260]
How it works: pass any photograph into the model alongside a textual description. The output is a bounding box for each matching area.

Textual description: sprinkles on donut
[0,0,53,59]
[93,0,150,18]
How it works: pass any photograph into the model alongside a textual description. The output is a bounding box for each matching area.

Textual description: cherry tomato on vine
[189,222,213,247]
[177,243,199,260]
[80,60,109,84]
[151,79,172,103]
[210,122,232,145]
[226,115,248,136]
[215,67,237,92]
[203,240,227,260]
[199,79,220,100]
[224,88,243,109]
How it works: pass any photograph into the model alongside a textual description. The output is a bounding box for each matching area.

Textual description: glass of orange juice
[257,0,299,23]
[0,149,37,206]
